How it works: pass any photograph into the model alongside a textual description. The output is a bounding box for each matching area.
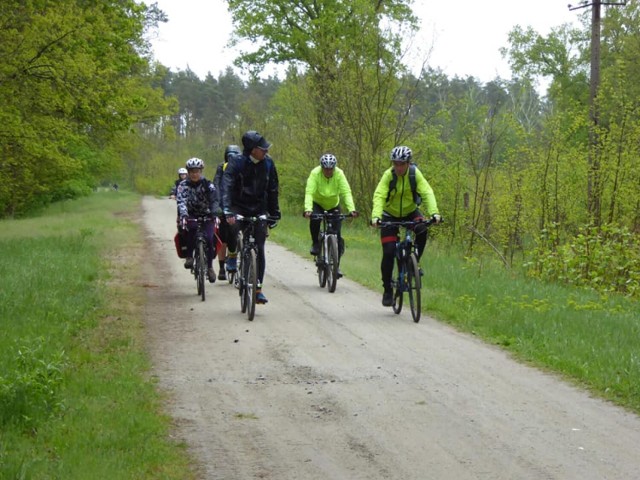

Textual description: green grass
[0,191,194,479]
[270,213,640,413]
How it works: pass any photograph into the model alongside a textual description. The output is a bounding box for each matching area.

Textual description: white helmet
[185,157,204,170]
[178,168,188,175]
[320,153,337,169]
[390,146,412,163]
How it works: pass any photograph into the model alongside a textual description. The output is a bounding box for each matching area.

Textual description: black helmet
[241,130,271,151]
[224,144,241,162]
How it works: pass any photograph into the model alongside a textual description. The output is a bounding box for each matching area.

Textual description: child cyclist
[177,157,219,283]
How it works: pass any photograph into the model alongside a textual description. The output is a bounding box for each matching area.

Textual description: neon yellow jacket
[304,166,356,212]
[371,165,439,220]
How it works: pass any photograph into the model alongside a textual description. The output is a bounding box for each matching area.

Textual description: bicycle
[310,211,354,293]
[189,216,214,302]
[378,217,438,323]
[233,214,276,321]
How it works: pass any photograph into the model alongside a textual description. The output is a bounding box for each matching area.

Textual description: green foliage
[0,0,173,217]
[526,223,640,299]
[0,340,66,428]
[226,0,418,75]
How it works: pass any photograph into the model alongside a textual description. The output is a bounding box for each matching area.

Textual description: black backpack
[386,164,421,205]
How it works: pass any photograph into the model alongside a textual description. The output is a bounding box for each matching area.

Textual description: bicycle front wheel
[317,235,326,288]
[392,259,403,315]
[197,241,206,302]
[407,254,422,322]
[233,231,243,288]
[245,249,257,321]
[240,252,247,312]
[326,235,339,293]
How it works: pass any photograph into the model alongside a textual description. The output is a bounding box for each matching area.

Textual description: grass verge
[269,212,640,414]
[0,191,194,479]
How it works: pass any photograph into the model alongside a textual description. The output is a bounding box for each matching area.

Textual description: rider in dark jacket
[222,131,281,304]
[212,145,241,280]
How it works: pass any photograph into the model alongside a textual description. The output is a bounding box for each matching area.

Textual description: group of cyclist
[173,131,280,304]
[172,129,442,308]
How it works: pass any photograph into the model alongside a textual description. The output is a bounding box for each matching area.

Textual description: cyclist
[177,157,219,282]
[303,153,358,276]
[371,146,441,307]
[222,131,281,304]
[213,144,241,280]
[170,167,188,199]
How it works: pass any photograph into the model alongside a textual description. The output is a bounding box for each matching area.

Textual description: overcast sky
[146,0,585,83]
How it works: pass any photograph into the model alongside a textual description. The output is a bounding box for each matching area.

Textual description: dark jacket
[176,177,219,219]
[213,162,226,205]
[221,153,280,218]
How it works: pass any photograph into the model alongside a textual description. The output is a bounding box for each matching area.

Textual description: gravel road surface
[142,196,640,480]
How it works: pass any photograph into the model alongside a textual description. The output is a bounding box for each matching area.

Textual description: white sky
[146,0,585,83]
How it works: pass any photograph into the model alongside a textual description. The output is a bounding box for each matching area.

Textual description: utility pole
[568,0,626,225]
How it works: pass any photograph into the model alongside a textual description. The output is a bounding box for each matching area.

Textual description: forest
[1,0,639,298]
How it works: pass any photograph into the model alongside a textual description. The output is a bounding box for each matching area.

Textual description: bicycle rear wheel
[407,254,421,322]
[245,249,257,321]
[197,241,206,302]
[326,235,339,293]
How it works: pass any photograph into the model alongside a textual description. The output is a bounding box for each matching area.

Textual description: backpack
[386,164,421,205]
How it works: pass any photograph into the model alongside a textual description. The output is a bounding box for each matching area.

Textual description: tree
[225,0,421,216]
[0,0,172,216]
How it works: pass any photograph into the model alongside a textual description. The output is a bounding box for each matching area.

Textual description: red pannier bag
[174,232,188,258]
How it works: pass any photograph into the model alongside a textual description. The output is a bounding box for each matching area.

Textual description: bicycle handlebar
[234,214,279,222]
[377,216,441,228]
[182,215,215,221]
[309,211,356,220]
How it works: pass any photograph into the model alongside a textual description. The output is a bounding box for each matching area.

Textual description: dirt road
[142,196,640,480]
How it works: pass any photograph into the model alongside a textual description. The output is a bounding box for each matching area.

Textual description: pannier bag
[174,232,188,258]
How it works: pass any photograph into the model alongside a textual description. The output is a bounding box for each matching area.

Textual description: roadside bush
[525,223,640,299]
[0,339,66,428]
